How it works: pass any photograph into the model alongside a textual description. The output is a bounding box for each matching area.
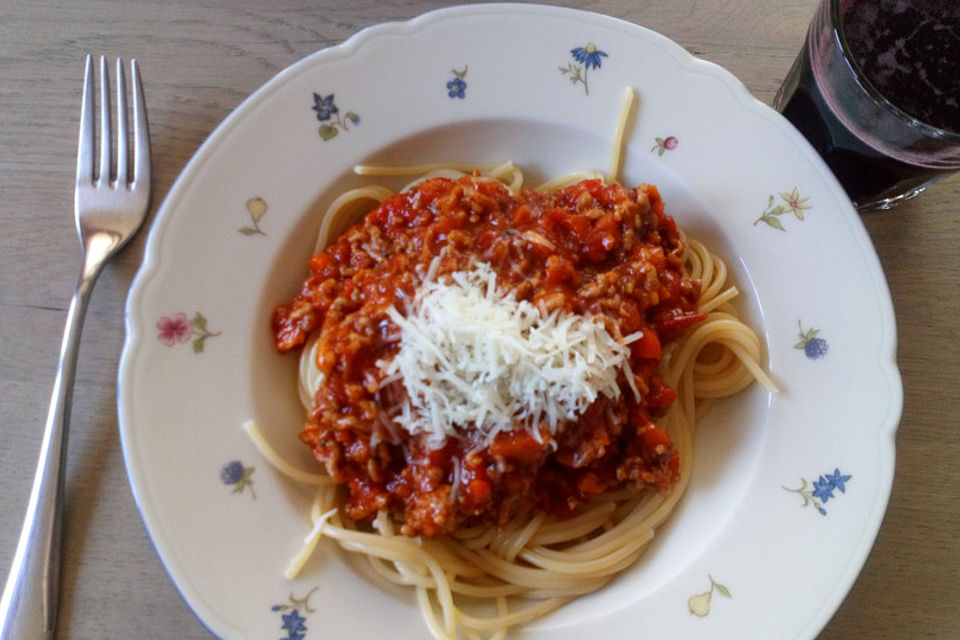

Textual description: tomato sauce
[272,176,703,537]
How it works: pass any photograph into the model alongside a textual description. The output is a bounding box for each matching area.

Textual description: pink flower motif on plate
[157,312,192,346]
[651,136,678,155]
[156,311,221,352]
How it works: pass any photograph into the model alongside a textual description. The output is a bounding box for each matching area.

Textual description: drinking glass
[774,0,960,211]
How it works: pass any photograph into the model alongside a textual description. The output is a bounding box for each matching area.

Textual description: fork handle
[0,264,100,640]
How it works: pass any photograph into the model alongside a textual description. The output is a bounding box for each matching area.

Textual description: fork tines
[76,55,149,190]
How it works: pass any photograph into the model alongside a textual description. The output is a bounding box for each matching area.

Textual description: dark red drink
[774,0,960,210]
[844,1,960,135]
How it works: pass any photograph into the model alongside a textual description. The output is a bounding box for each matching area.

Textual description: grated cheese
[377,260,641,449]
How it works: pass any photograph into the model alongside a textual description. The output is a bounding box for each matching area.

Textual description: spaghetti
[250,89,776,639]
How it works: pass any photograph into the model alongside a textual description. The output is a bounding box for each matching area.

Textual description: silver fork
[0,55,151,640]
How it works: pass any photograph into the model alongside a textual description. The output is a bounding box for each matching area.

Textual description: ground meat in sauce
[272,176,704,538]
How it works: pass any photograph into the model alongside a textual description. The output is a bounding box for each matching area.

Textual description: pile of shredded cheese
[378,260,641,449]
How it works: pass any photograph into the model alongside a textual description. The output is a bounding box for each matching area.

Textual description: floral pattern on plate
[272,587,319,640]
[446,66,468,99]
[312,92,360,141]
[651,136,678,155]
[784,469,852,515]
[559,43,608,95]
[156,312,220,352]
[754,187,811,230]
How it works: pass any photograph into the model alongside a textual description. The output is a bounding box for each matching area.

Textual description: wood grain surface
[0,1,957,638]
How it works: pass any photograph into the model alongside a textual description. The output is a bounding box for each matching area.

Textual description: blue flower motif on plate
[784,468,852,515]
[272,588,318,639]
[282,609,307,635]
[825,468,851,492]
[446,66,468,98]
[311,93,338,121]
[311,92,359,141]
[559,43,608,96]
[811,476,836,502]
[571,44,608,69]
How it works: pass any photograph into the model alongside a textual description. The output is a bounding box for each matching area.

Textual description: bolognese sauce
[272,176,704,538]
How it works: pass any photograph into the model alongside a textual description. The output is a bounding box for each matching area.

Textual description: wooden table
[1,1,956,637]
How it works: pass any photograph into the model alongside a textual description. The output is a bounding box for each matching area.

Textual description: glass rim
[829,0,960,144]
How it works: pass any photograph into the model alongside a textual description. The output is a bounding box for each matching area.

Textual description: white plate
[118,4,901,639]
